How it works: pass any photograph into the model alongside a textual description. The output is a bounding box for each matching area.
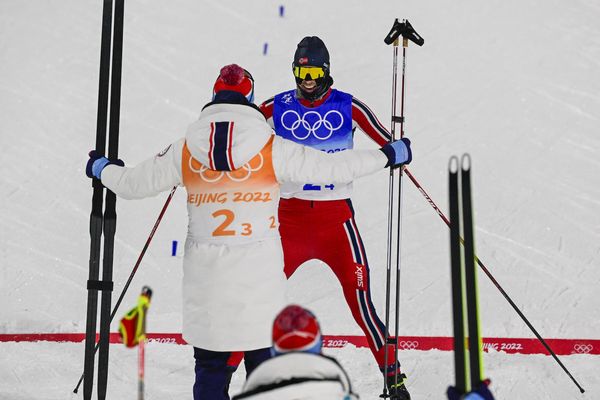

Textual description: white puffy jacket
[232,352,359,400]
[101,100,388,351]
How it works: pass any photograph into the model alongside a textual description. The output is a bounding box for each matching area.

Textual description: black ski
[97,0,125,398]
[448,154,483,393]
[82,0,114,398]
[460,155,483,389]
[448,156,467,392]
[81,0,125,399]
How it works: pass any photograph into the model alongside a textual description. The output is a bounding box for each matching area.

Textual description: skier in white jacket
[86,64,412,400]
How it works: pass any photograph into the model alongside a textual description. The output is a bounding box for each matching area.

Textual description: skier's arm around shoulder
[271,135,412,184]
[87,139,184,199]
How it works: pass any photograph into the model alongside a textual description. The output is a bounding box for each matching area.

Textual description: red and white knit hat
[212,64,255,102]
[272,304,322,354]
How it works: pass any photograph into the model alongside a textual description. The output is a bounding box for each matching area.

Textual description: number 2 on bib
[212,209,236,236]
[211,209,276,237]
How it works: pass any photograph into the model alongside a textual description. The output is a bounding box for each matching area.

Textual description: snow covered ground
[1,0,599,399]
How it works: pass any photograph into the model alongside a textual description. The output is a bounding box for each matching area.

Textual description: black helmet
[293,36,330,71]
[292,36,333,100]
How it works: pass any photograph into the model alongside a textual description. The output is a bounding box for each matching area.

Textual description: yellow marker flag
[118,286,152,348]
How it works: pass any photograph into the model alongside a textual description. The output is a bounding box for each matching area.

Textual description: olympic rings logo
[398,341,419,350]
[573,344,593,354]
[280,109,344,141]
[189,153,264,183]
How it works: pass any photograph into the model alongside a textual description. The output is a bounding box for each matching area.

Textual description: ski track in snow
[534,87,599,122]
[477,229,576,283]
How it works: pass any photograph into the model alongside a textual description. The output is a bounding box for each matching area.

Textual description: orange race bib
[182,135,280,243]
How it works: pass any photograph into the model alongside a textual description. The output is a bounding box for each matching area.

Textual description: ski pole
[382,19,424,398]
[73,187,177,394]
[381,24,400,400]
[136,286,152,400]
[404,168,585,393]
[391,30,406,399]
[117,286,152,399]
[138,333,146,400]
[108,186,175,329]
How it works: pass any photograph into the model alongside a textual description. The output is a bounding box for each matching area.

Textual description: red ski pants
[278,198,397,370]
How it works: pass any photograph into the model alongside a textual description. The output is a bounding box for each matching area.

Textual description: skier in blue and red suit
[259,36,411,399]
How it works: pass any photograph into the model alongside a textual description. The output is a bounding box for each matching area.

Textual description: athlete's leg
[281,199,408,396]
[243,347,272,377]
[318,206,396,371]
[193,347,242,400]
[278,198,316,278]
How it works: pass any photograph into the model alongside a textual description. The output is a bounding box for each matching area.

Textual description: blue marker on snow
[279,5,285,17]
[263,42,268,55]
[171,240,178,256]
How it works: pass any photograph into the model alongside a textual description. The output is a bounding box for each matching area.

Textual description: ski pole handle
[384,19,425,47]
[384,18,403,45]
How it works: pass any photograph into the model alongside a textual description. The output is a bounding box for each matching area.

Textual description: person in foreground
[85,64,412,399]
[233,304,359,400]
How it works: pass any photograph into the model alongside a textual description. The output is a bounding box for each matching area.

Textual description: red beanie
[272,304,322,354]
[213,64,254,102]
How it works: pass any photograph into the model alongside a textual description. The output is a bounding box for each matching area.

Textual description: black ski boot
[388,373,411,400]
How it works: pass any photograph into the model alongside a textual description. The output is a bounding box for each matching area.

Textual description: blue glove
[447,379,495,400]
[380,138,412,168]
[86,150,124,179]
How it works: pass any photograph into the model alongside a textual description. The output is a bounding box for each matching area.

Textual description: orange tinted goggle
[293,66,326,80]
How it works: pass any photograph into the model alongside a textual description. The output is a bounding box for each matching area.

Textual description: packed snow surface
[1,0,599,399]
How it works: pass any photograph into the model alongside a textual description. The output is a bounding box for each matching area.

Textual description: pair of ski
[78,0,126,399]
[448,154,486,394]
